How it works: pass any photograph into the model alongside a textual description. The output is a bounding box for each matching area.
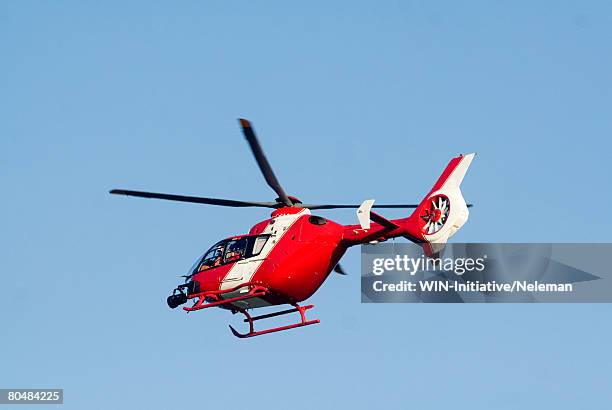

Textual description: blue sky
[1,1,611,409]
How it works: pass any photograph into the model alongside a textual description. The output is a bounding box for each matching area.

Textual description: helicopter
[110,119,475,338]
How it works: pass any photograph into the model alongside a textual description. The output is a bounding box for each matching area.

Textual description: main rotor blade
[109,189,279,208]
[301,203,473,210]
[239,119,292,206]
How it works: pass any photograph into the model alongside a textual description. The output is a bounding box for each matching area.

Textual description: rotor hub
[430,208,442,222]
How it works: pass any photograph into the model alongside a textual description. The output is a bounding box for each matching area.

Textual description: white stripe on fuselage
[219,208,310,291]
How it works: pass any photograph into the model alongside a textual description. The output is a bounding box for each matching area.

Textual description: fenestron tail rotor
[419,194,450,235]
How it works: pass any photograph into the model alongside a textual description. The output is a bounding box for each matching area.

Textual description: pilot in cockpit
[198,245,224,271]
[224,238,247,263]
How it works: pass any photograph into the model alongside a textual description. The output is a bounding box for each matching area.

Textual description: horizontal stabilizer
[356,199,399,230]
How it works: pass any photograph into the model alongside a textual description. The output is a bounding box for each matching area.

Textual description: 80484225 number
[1,389,63,404]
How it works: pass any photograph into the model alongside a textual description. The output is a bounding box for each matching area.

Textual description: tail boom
[341,153,475,247]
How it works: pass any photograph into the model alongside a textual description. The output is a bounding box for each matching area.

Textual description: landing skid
[230,304,320,339]
[183,283,320,338]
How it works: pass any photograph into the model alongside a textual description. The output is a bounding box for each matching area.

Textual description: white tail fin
[405,153,476,245]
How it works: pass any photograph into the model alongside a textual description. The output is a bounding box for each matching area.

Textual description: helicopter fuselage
[188,207,351,310]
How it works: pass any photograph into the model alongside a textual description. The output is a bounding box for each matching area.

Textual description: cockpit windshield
[188,234,270,275]
[199,241,225,270]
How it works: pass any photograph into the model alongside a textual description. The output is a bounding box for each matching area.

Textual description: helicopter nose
[186,280,200,294]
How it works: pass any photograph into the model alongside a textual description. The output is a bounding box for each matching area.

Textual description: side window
[224,238,248,263]
[251,235,270,257]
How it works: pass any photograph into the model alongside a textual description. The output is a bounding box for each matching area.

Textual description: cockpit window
[190,234,273,275]
[197,241,225,271]
[224,238,248,263]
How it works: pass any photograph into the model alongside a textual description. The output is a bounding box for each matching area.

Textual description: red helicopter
[110,119,475,338]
